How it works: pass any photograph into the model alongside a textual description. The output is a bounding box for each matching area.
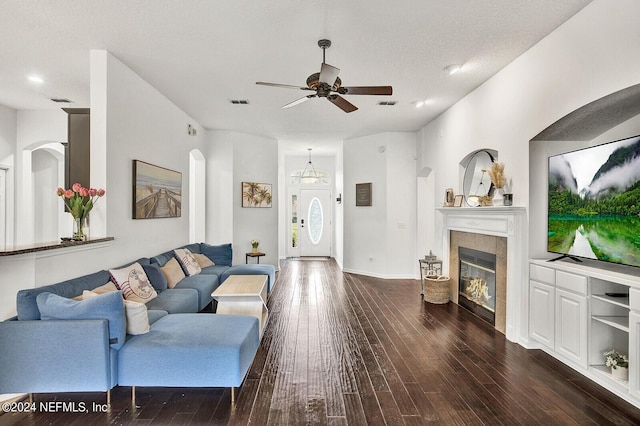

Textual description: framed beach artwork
[242,182,272,208]
[132,160,182,219]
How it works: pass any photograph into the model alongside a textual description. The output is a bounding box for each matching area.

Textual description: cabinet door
[630,312,640,399]
[555,289,588,368]
[530,280,555,350]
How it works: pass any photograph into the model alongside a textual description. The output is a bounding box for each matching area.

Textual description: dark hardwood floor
[3,257,640,425]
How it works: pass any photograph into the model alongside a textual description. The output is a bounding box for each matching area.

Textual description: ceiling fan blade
[256,82,313,91]
[328,95,358,113]
[319,63,340,86]
[283,94,316,109]
[341,86,393,95]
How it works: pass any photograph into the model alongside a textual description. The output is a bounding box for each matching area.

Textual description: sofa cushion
[161,258,186,289]
[200,243,232,266]
[84,290,149,335]
[174,274,219,310]
[36,291,126,350]
[174,248,202,276]
[144,288,199,313]
[109,262,158,304]
[199,264,230,276]
[142,264,167,292]
[117,313,260,388]
[147,309,168,325]
[193,253,215,268]
[182,243,202,255]
[91,281,118,294]
[16,270,112,320]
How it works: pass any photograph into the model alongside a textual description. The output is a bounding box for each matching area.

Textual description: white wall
[206,130,278,267]
[418,0,640,260]
[0,104,17,248]
[15,110,66,245]
[333,146,344,269]
[343,132,417,278]
[88,50,207,268]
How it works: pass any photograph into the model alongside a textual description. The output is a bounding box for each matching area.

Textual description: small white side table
[212,275,269,337]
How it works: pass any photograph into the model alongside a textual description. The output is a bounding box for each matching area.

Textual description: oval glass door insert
[308,197,323,245]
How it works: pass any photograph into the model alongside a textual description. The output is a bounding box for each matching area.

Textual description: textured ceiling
[1,0,592,149]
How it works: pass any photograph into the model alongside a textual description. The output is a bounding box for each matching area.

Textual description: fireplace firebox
[458,247,496,325]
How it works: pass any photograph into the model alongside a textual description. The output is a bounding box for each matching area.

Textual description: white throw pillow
[83,290,150,335]
[109,262,158,304]
[174,248,202,276]
[123,300,150,335]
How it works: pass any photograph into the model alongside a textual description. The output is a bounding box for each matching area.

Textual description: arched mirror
[463,150,494,207]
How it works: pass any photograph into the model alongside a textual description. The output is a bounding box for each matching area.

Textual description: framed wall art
[356,182,372,206]
[132,160,182,219]
[242,182,272,208]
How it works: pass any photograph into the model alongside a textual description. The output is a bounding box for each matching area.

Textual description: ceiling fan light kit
[256,39,393,113]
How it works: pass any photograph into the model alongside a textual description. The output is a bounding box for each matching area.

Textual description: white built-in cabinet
[530,259,640,409]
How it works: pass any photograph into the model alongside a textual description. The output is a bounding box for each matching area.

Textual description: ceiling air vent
[230,99,250,105]
[377,101,397,106]
[50,97,73,103]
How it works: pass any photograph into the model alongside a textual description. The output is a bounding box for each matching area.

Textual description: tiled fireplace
[452,233,505,331]
[437,206,528,345]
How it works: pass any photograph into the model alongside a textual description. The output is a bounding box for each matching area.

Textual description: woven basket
[423,274,450,304]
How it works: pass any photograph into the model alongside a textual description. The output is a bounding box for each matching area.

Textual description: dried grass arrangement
[488,162,505,189]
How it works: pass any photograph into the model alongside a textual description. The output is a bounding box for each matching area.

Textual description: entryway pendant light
[301,148,319,183]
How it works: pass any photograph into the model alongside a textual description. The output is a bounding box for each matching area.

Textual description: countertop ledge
[0,237,115,256]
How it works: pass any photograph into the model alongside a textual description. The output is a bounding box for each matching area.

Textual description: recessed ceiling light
[27,75,44,84]
[415,99,431,108]
[443,64,462,75]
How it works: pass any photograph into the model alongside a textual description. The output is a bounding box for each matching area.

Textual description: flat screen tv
[548,134,640,267]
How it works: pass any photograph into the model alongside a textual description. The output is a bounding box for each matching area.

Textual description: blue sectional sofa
[0,242,275,404]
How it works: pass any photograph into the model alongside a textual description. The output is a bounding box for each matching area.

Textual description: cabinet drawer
[556,271,587,294]
[530,264,555,285]
[630,288,640,311]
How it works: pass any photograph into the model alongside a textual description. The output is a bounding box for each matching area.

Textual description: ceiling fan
[256,39,392,113]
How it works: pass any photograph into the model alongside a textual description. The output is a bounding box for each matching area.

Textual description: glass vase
[73,216,87,241]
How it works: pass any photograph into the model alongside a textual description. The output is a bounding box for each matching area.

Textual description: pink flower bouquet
[57,183,106,220]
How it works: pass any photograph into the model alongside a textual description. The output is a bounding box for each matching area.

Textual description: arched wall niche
[528,82,640,260]
[532,83,640,142]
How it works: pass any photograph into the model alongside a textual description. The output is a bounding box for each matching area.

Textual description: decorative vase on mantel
[612,366,629,381]
[492,187,504,206]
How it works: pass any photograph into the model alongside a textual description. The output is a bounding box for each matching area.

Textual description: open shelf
[591,364,629,389]
[592,315,629,332]
[592,294,629,309]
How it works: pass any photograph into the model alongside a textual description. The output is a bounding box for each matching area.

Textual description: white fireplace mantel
[437,206,529,346]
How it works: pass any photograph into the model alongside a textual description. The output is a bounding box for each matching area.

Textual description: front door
[299,189,331,257]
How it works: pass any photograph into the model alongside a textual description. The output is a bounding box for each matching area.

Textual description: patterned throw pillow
[174,248,202,276]
[160,257,186,288]
[193,252,215,268]
[109,262,158,304]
